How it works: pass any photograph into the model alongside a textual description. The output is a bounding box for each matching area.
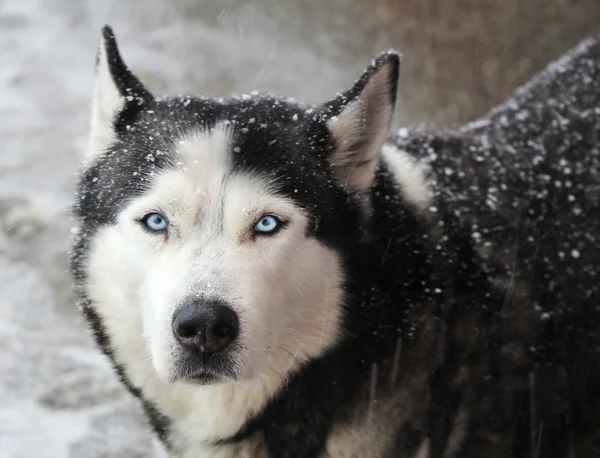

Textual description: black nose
[172,299,239,354]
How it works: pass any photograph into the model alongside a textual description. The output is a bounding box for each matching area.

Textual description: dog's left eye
[254,215,282,234]
[142,213,169,232]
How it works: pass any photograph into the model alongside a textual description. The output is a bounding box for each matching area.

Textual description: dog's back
[392,34,600,457]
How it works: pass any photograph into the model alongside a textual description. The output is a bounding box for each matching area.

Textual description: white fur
[86,33,125,161]
[381,144,432,210]
[84,126,344,456]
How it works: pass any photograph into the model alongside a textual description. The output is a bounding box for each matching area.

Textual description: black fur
[70,26,600,457]
[393,34,600,457]
[100,25,153,134]
[320,50,401,119]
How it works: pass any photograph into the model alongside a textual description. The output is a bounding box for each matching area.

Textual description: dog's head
[72,26,400,386]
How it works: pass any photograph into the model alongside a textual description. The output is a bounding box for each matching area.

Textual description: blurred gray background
[1,0,599,456]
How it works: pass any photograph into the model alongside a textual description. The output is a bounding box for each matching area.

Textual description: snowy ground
[0,0,598,456]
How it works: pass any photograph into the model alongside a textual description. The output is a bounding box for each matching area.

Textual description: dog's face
[72,27,399,386]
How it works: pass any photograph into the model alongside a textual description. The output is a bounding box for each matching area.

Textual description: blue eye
[254,215,282,234]
[143,213,168,232]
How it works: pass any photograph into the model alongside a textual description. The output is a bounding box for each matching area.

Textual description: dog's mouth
[183,370,221,385]
[166,339,243,385]
[170,358,234,385]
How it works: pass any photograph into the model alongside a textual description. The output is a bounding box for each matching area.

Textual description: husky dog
[70,26,600,458]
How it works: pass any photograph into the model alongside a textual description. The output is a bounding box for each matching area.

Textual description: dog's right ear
[87,25,153,160]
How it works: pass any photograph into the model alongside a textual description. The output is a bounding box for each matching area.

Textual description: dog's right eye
[142,213,169,232]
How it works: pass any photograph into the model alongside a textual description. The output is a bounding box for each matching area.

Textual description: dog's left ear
[320,51,400,191]
[87,25,153,160]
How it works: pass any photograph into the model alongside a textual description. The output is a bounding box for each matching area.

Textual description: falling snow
[1,0,599,456]
[394,33,600,355]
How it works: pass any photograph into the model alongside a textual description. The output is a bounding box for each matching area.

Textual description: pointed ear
[87,25,153,160]
[321,51,400,191]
